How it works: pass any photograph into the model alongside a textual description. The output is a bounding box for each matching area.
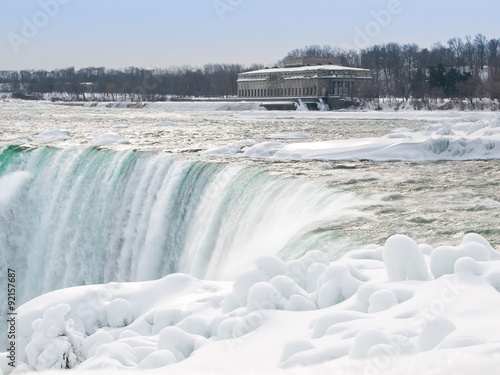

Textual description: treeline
[0,64,263,101]
[285,34,500,100]
[1,34,499,102]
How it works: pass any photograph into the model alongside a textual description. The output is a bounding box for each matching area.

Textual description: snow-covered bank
[3,233,500,374]
[199,114,500,161]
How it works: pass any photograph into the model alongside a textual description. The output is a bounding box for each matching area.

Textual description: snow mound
[25,304,84,371]
[5,234,500,374]
[106,298,134,328]
[88,133,130,146]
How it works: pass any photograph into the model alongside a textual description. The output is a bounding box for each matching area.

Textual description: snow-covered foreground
[3,234,500,374]
[202,113,500,161]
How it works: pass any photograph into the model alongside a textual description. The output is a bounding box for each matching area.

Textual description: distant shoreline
[3,95,498,112]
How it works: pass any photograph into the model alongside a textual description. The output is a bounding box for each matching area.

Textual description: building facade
[237,58,372,105]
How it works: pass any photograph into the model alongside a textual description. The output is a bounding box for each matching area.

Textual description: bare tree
[474,33,488,74]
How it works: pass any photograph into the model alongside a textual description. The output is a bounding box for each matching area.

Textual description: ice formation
[198,114,500,162]
[3,234,500,374]
[88,133,130,146]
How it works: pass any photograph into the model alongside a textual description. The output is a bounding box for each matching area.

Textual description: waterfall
[0,146,366,308]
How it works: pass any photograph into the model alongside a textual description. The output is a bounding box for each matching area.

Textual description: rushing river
[1,100,499,313]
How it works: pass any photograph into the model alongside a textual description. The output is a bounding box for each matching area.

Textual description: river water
[1,101,499,309]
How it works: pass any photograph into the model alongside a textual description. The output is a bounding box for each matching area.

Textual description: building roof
[239,64,370,76]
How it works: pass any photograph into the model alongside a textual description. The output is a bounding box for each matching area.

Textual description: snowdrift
[3,234,500,374]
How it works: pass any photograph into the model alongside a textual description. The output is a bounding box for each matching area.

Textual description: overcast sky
[1,0,499,70]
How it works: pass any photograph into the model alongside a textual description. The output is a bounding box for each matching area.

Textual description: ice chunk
[34,129,71,138]
[89,132,129,145]
[383,235,431,281]
[199,139,257,157]
[240,142,285,158]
